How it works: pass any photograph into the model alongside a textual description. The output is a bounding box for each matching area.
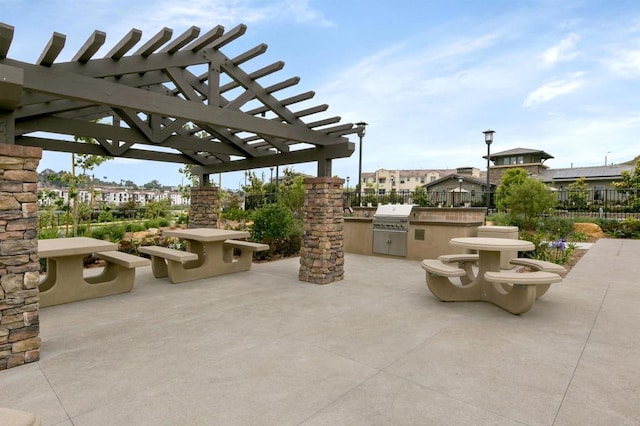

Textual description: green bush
[250,202,301,260]
[144,218,171,228]
[124,222,147,233]
[222,206,250,222]
[38,228,61,240]
[176,212,189,224]
[98,210,114,222]
[597,218,640,238]
[88,224,126,242]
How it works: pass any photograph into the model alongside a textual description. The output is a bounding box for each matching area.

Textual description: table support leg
[39,256,135,307]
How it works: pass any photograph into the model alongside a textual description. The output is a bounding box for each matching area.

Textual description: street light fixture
[483,129,495,210]
[458,177,463,207]
[356,121,368,206]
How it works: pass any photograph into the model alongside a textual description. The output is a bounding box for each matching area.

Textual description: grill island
[372,204,414,256]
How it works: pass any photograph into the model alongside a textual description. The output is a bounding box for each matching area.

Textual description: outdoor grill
[372,204,414,257]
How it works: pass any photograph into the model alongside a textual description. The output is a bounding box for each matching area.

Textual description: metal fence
[245,189,640,220]
[340,189,640,220]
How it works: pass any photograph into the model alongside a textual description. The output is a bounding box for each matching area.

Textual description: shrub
[89,224,126,242]
[222,207,250,222]
[250,202,301,260]
[519,231,577,265]
[598,218,640,238]
[97,209,114,222]
[38,228,61,240]
[124,222,147,233]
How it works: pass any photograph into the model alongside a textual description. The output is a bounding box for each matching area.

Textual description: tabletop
[449,237,535,252]
[38,237,118,258]
[162,228,251,242]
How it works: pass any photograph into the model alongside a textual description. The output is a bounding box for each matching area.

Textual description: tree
[242,171,267,209]
[143,179,163,190]
[412,186,429,207]
[495,168,529,212]
[505,178,556,222]
[612,159,640,208]
[567,176,588,210]
[69,135,112,235]
[278,168,305,219]
[144,199,172,220]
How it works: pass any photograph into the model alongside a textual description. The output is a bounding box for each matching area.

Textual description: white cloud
[607,47,640,79]
[523,72,586,108]
[541,33,579,67]
[285,0,334,27]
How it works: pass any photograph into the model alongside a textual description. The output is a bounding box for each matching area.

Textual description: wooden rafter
[0,21,359,176]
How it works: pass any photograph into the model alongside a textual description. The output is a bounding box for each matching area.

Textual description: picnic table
[38,237,150,307]
[422,237,563,314]
[138,228,269,284]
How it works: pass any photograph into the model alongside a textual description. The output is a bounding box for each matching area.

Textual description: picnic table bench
[139,228,269,284]
[423,237,564,314]
[38,237,150,307]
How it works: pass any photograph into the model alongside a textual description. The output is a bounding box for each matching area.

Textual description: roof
[538,164,634,181]
[485,147,554,161]
[424,173,488,188]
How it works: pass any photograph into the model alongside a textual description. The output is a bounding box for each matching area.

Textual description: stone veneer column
[188,186,218,228]
[299,177,344,284]
[0,144,41,370]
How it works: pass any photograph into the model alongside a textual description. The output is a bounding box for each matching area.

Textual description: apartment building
[360,167,481,195]
[37,185,188,207]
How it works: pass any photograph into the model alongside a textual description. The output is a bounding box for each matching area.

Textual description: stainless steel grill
[372,204,414,256]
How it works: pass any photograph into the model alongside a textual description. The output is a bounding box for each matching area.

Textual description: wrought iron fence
[340,189,640,220]
[245,189,640,219]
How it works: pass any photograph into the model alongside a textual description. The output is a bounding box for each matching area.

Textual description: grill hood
[373,204,414,218]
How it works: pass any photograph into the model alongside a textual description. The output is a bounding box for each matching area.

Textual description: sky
[2,0,640,189]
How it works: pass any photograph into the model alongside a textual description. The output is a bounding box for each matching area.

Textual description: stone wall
[299,177,344,284]
[188,186,218,228]
[0,144,41,370]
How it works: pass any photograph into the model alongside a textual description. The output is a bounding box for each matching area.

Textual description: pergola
[0,21,364,375]
[0,22,360,180]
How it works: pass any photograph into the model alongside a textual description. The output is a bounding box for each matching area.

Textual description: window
[400,177,406,184]
[378,189,386,195]
[594,186,603,201]
[420,177,426,183]
[378,178,386,184]
[429,176,436,182]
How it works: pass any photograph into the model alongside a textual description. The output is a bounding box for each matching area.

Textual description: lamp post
[605,151,611,166]
[483,130,495,210]
[458,178,463,207]
[346,176,350,192]
[356,121,368,206]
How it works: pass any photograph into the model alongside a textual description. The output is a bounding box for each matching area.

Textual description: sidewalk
[1,238,639,425]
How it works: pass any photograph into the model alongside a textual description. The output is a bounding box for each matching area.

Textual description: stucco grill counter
[372,204,414,256]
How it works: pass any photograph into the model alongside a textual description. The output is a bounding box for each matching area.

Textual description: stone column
[188,186,218,228]
[299,177,344,284]
[0,144,41,370]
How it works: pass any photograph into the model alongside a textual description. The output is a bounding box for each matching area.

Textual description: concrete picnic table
[139,228,268,284]
[423,237,562,314]
[38,237,149,307]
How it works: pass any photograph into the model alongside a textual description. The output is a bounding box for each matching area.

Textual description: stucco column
[299,177,344,284]
[188,186,218,228]
[0,143,42,370]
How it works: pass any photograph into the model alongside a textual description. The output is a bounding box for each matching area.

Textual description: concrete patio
[1,238,639,425]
